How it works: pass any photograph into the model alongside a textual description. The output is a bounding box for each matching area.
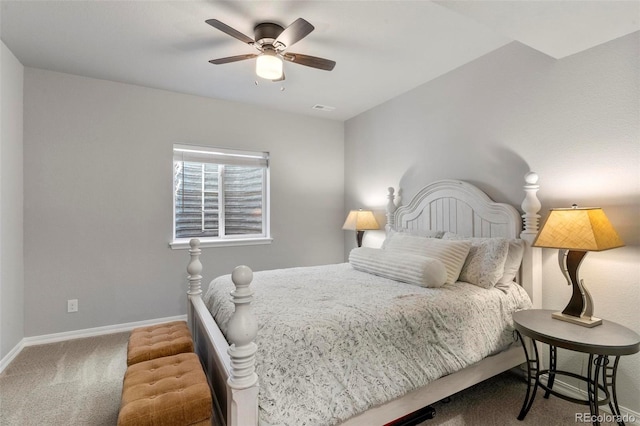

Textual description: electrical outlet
[67,299,78,313]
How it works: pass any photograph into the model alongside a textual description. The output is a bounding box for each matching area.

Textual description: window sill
[169,237,273,250]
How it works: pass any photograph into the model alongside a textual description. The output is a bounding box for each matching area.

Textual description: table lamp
[342,209,380,247]
[533,205,624,327]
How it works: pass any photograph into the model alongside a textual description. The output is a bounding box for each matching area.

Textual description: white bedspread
[204,263,532,426]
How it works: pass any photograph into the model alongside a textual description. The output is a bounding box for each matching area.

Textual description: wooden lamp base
[554,250,603,328]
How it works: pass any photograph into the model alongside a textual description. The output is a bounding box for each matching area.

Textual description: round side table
[513,309,640,426]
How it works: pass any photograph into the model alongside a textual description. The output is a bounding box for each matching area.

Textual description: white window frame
[170,144,272,249]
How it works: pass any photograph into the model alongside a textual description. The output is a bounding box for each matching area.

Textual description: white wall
[23,69,344,337]
[0,41,24,359]
[345,33,640,413]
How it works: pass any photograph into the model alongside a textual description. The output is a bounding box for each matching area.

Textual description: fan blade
[283,53,335,71]
[274,18,314,48]
[209,54,258,65]
[206,19,254,45]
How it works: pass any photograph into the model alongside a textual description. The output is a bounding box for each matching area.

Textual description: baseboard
[551,379,640,425]
[0,314,187,374]
[0,339,26,374]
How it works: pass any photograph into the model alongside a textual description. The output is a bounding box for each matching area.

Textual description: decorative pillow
[349,247,447,288]
[395,228,445,238]
[497,239,525,286]
[442,233,510,289]
[384,235,471,285]
[382,230,444,253]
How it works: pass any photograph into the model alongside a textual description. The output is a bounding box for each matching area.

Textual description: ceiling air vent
[312,104,336,112]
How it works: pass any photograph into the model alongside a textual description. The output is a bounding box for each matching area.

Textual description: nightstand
[513,309,640,426]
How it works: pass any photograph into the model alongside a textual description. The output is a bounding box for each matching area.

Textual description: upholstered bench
[117,352,212,426]
[127,321,194,366]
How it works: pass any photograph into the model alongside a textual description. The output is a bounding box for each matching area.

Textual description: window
[171,144,271,249]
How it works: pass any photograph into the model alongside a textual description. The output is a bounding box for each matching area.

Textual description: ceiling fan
[206,18,336,81]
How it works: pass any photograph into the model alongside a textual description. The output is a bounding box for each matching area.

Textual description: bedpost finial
[232,265,253,287]
[227,265,259,390]
[521,172,541,235]
[386,187,398,233]
[524,171,539,185]
[387,188,397,211]
[189,238,200,250]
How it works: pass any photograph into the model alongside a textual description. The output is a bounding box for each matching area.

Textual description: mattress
[204,262,532,426]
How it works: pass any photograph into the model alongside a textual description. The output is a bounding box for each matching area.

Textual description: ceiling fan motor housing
[254,22,285,47]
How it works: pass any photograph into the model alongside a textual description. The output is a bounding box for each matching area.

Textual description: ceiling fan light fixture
[256,51,283,80]
[207,18,335,81]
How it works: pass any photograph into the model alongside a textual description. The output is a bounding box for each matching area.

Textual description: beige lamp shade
[342,209,380,231]
[533,206,624,251]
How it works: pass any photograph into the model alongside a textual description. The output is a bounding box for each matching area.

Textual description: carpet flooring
[0,332,128,426]
[0,332,629,425]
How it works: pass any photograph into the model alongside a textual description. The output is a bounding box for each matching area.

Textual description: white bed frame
[185,172,542,426]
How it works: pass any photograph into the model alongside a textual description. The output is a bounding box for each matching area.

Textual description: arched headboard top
[386,179,522,239]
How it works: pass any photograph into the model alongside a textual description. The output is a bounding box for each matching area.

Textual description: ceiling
[2,1,638,121]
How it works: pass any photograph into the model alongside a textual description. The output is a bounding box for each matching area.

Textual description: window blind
[173,144,268,167]
[173,144,269,240]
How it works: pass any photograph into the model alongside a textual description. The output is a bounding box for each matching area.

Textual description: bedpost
[519,172,542,308]
[521,172,541,235]
[226,265,259,426]
[187,239,203,331]
[386,187,397,233]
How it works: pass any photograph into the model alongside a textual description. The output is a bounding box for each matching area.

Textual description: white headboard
[385,175,542,307]
[386,180,521,239]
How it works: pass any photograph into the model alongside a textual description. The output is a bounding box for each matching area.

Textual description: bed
[184,173,543,426]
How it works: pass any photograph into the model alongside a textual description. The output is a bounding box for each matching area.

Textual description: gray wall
[345,33,640,412]
[23,68,344,337]
[0,41,24,360]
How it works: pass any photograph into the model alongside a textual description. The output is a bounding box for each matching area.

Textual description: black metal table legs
[516,331,625,426]
[592,356,625,426]
[517,330,540,420]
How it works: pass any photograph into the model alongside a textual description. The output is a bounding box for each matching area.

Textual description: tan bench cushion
[118,352,211,426]
[127,321,193,366]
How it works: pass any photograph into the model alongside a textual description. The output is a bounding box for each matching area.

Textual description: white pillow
[349,247,447,288]
[442,233,510,289]
[392,228,445,238]
[382,230,444,253]
[385,235,471,285]
[497,239,525,286]
[442,233,525,286]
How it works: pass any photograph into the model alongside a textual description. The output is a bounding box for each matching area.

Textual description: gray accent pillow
[442,232,510,289]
